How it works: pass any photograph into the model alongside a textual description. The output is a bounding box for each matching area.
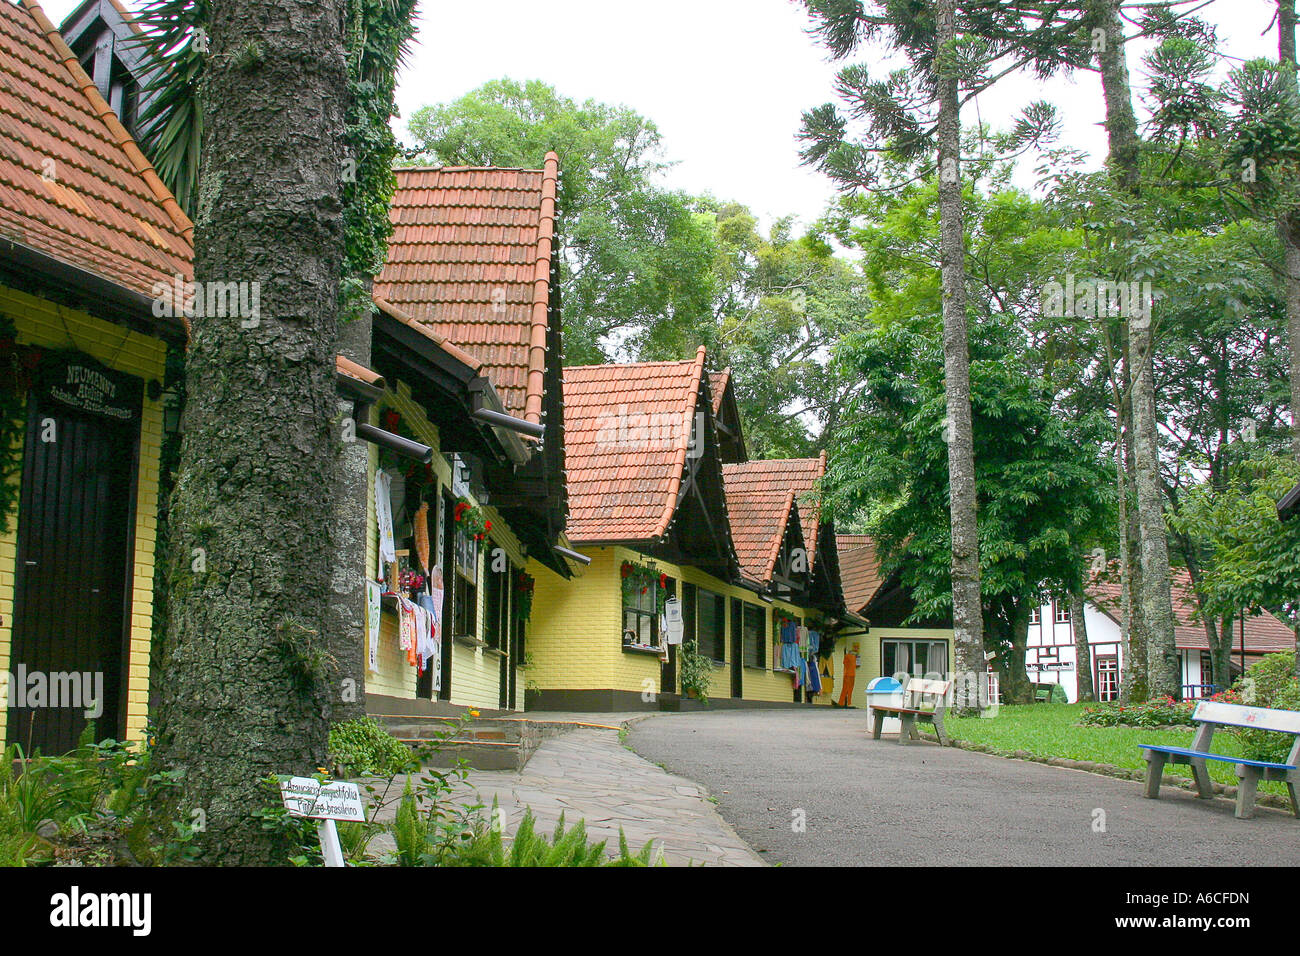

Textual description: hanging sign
[664,597,684,646]
[37,352,140,422]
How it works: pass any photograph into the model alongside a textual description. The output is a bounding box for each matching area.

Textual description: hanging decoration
[514,570,535,623]
[453,496,490,541]
[620,560,668,614]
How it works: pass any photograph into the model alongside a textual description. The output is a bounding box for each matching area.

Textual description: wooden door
[729,597,743,698]
[8,377,139,755]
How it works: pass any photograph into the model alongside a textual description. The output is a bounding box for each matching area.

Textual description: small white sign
[278,777,366,822]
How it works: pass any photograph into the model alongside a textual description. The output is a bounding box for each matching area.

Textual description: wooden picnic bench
[1140,700,1300,820]
[869,678,952,746]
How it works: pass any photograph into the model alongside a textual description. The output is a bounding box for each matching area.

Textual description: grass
[944,703,1288,795]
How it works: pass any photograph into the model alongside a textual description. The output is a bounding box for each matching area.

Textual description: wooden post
[318,819,346,867]
[1235,766,1260,819]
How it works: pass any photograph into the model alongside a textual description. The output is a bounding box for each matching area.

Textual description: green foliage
[0,727,197,866]
[328,717,416,777]
[1233,653,1300,763]
[1169,455,1300,627]
[437,803,659,867]
[1080,696,1200,728]
[676,640,713,705]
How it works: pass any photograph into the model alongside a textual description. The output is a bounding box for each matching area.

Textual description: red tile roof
[374,158,559,424]
[708,369,730,416]
[726,489,797,585]
[1087,568,1296,655]
[838,537,886,614]
[562,348,708,543]
[0,0,192,302]
[722,453,827,568]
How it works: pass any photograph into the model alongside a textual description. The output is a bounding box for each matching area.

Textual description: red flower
[621,562,632,579]
[641,586,647,595]
[485,521,492,531]
[659,573,668,589]
[383,409,401,432]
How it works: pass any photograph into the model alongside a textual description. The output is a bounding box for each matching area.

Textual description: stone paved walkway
[370,723,764,866]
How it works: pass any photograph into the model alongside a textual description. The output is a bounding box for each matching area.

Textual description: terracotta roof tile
[0,0,192,302]
[722,453,827,567]
[562,349,707,543]
[1086,568,1296,655]
[837,538,885,615]
[725,489,799,585]
[374,157,559,422]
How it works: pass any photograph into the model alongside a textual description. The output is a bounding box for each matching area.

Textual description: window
[882,639,950,680]
[1096,656,1119,702]
[452,525,478,638]
[622,578,658,648]
[742,603,766,668]
[1028,605,1041,625]
[696,589,726,662]
[483,548,509,650]
[1054,602,1070,624]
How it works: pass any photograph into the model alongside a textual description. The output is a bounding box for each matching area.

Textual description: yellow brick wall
[837,627,956,709]
[525,544,838,704]
[0,285,166,746]
[364,381,525,711]
[524,548,621,691]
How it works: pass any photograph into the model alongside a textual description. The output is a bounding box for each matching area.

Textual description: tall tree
[799,0,1086,708]
[152,0,350,864]
[1275,0,1300,462]
[1087,0,1181,697]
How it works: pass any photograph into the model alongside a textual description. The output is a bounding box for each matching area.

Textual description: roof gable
[727,489,802,586]
[562,348,708,543]
[375,158,559,425]
[723,453,826,567]
[0,0,192,304]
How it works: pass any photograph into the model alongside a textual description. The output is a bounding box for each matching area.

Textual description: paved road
[627,709,1300,867]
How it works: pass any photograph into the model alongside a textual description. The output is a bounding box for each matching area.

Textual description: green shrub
[1232,653,1300,763]
[329,717,416,777]
[1080,696,1198,728]
[1050,684,1068,704]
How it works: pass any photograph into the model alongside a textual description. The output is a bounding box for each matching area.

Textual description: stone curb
[917,731,1296,812]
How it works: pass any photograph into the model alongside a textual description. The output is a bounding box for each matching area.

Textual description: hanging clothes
[375,469,397,565]
[397,595,418,667]
[417,589,442,692]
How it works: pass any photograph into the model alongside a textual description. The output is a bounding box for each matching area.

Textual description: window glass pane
[883,642,896,679]
[913,642,928,676]
[931,642,948,677]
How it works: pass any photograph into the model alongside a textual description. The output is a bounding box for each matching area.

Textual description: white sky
[46,0,1283,230]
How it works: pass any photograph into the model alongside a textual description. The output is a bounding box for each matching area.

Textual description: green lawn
[944,703,1287,794]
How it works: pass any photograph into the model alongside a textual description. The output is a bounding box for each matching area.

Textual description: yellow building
[0,0,191,753]
[363,160,569,718]
[525,348,853,711]
[834,536,956,709]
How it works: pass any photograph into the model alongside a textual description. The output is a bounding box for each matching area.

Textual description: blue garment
[806,654,823,694]
[808,630,821,655]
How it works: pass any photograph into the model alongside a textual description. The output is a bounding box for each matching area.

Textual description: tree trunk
[1070,585,1094,703]
[1131,327,1180,696]
[1117,333,1148,702]
[154,0,349,865]
[935,0,985,712]
[328,309,372,724]
[1277,2,1300,462]
[1090,0,1177,697]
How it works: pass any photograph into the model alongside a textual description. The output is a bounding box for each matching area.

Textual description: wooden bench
[1033,683,1055,703]
[869,678,952,746]
[1140,700,1300,820]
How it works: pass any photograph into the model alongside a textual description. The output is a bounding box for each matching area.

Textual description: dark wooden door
[660,579,676,694]
[8,388,138,754]
[729,597,743,698]
[438,491,454,700]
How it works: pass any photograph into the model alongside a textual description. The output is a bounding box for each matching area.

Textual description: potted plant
[677,640,712,706]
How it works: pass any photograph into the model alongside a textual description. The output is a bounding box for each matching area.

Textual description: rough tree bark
[154,0,349,864]
[1070,584,1094,702]
[935,0,985,711]
[328,311,372,724]
[1090,0,1178,698]
[1277,1,1300,463]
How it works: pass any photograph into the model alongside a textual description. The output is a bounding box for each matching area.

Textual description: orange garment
[838,650,859,706]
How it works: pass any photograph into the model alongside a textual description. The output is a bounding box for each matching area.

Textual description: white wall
[1024,599,1123,702]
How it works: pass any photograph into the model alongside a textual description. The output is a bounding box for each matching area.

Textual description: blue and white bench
[1140,700,1300,820]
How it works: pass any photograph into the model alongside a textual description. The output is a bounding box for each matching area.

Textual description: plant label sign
[278,777,366,822]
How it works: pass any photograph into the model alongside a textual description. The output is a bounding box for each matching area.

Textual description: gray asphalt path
[626,709,1300,866]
